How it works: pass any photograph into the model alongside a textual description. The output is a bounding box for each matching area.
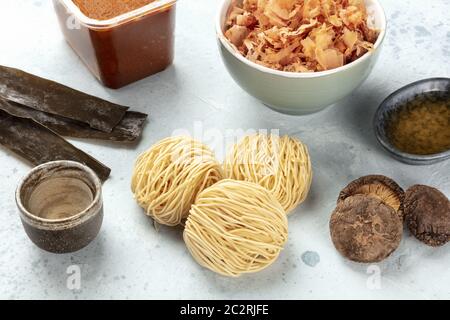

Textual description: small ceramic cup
[16,161,103,254]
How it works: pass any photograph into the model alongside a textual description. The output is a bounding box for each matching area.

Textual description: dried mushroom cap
[338,175,405,218]
[330,194,403,263]
[404,185,450,247]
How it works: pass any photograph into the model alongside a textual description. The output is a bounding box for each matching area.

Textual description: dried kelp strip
[42,110,148,142]
[0,65,128,133]
[0,98,147,142]
[0,109,111,181]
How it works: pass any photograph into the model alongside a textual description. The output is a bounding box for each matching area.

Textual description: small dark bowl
[16,161,103,253]
[374,78,450,165]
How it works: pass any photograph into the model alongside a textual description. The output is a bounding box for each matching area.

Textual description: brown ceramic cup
[16,161,103,254]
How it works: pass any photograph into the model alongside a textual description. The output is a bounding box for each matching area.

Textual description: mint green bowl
[216,0,387,115]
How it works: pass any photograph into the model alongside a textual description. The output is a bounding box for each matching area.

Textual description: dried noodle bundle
[225,0,379,72]
[184,179,288,277]
[224,134,312,213]
[131,136,223,226]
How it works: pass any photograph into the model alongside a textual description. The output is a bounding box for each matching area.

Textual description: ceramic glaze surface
[16,161,103,254]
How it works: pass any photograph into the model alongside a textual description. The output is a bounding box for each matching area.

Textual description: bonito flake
[224,0,379,72]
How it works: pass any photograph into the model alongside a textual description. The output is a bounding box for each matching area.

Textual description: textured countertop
[0,0,449,300]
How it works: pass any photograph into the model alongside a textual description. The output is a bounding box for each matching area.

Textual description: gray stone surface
[0,0,449,299]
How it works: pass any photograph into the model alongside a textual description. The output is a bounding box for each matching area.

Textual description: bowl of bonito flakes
[216,0,387,115]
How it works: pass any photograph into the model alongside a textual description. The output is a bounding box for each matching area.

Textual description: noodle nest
[184,179,288,277]
[224,134,312,214]
[131,136,223,226]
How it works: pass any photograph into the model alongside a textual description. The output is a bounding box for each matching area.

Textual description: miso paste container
[53,0,177,89]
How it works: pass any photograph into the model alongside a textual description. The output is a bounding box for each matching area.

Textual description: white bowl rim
[216,0,387,79]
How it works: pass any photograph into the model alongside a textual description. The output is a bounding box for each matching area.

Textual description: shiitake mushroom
[338,175,405,219]
[330,194,403,263]
[404,185,450,247]
[331,175,449,263]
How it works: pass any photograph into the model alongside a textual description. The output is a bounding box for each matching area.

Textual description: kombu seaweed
[0,108,111,181]
[0,98,147,142]
[0,65,128,133]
